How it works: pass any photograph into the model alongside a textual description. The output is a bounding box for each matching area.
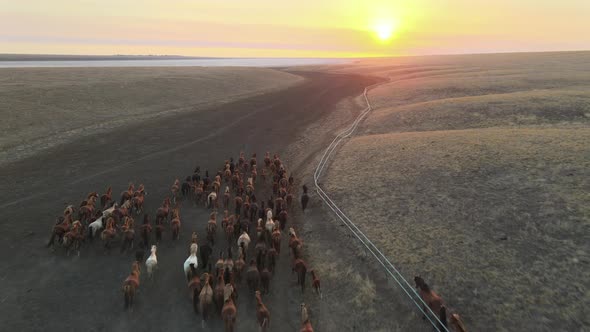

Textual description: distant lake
[0,58,351,68]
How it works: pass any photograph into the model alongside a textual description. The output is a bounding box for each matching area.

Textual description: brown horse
[289,228,303,259]
[414,276,448,330]
[271,228,281,254]
[246,259,260,293]
[293,258,307,293]
[188,263,201,304]
[62,221,84,256]
[266,247,278,273]
[132,189,146,215]
[450,312,467,332]
[120,183,134,205]
[171,179,180,204]
[155,197,171,224]
[139,214,152,249]
[199,273,214,328]
[47,215,71,248]
[310,270,322,299]
[222,296,237,332]
[214,274,225,315]
[171,208,181,241]
[120,217,135,253]
[101,218,117,253]
[300,303,314,332]
[122,269,140,310]
[100,186,112,209]
[255,290,270,332]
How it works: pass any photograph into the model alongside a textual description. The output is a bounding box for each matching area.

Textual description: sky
[1,0,589,58]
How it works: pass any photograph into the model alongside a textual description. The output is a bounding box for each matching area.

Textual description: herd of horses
[46,150,466,331]
[47,152,315,332]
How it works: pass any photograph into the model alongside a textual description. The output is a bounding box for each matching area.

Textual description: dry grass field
[323,51,590,331]
[0,67,302,164]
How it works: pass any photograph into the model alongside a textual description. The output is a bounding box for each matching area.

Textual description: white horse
[237,231,251,252]
[184,243,199,281]
[146,245,158,280]
[88,216,104,238]
[265,219,275,233]
[207,192,217,209]
[266,209,273,222]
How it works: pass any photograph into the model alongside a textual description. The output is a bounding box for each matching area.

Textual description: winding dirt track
[0,71,381,331]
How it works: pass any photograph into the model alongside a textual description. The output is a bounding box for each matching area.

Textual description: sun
[373,19,397,42]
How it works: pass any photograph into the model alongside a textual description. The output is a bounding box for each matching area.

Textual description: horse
[222,286,237,332]
[260,265,271,295]
[155,220,164,245]
[223,187,231,209]
[207,216,217,247]
[181,177,192,199]
[310,270,322,299]
[120,217,135,253]
[184,243,199,282]
[132,190,146,215]
[171,179,180,204]
[122,269,140,310]
[225,220,235,246]
[278,209,288,230]
[214,274,226,315]
[289,228,303,258]
[171,208,181,241]
[234,251,246,283]
[146,245,158,280]
[237,231,250,256]
[255,290,270,332]
[246,259,260,293]
[47,216,70,248]
[301,186,309,212]
[450,312,467,332]
[194,181,205,204]
[139,214,152,249]
[300,303,314,332]
[188,263,201,303]
[155,198,171,224]
[200,241,213,272]
[199,273,214,327]
[414,276,448,330]
[100,186,113,209]
[100,218,117,253]
[62,221,84,256]
[293,258,307,293]
[120,183,134,205]
[207,192,217,210]
[266,247,278,273]
[271,228,281,254]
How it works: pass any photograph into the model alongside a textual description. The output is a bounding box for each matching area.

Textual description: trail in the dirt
[0,71,381,332]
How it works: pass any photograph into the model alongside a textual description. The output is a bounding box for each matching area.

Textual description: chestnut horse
[289,228,303,259]
[155,198,171,224]
[171,207,181,241]
[255,290,270,332]
[132,189,146,215]
[188,264,201,307]
[300,303,313,332]
[214,274,225,315]
[311,270,322,299]
[199,273,214,328]
[221,293,237,332]
[120,217,135,253]
[414,276,448,331]
[122,267,140,310]
[120,183,134,205]
[450,312,467,332]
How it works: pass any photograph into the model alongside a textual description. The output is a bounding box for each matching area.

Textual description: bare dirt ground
[0,67,302,164]
[322,52,590,331]
[0,70,407,332]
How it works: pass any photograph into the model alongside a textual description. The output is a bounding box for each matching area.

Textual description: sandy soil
[321,52,590,331]
[0,67,302,164]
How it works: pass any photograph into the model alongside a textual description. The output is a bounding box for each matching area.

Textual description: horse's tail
[193,288,200,314]
[439,305,448,329]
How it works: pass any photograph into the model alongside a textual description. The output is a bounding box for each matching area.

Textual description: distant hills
[0,54,223,61]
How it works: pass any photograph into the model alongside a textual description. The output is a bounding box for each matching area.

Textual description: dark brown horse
[222,296,237,332]
[293,258,307,293]
[100,186,112,209]
[155,197,171,224]
[246,260,260,293]
[122,269,139,310]
[414,276,448,331]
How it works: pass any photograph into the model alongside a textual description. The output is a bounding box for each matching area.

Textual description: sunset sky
[1,0,589,57]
